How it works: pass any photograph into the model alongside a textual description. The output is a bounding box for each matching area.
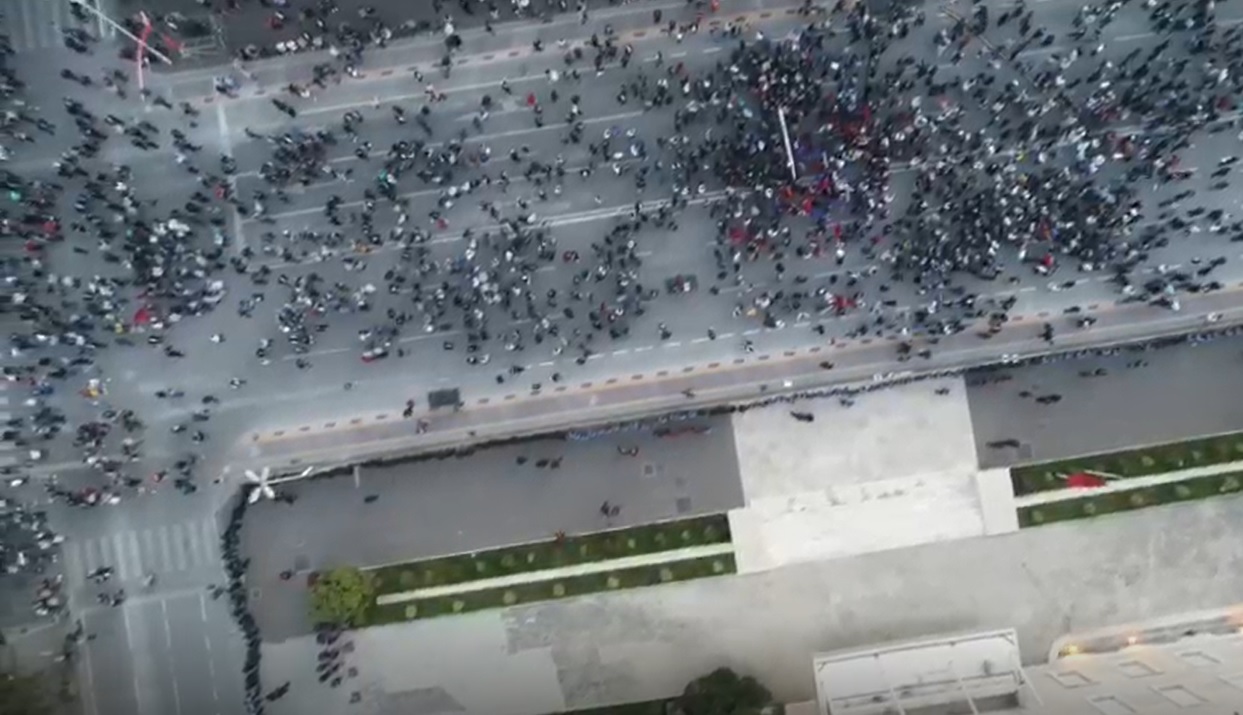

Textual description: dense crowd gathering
[1,0,1243,709]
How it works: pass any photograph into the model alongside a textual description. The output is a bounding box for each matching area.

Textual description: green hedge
[370,514,731,595]
[368,554,736,625]
[1018,471,1243,527]
[1010,431,1243,496]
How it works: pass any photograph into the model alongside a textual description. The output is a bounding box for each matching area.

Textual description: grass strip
[1018,470,1243,528]
[1010,430,1243,496]
[368,553,736,625]
[370,513,731,596]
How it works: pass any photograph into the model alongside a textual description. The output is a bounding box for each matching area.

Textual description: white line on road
[122,606,146,715]
[160,599,184,715]
[216,103,248,255]
[80,612,99,715]
[238,108,645,187]
[200,595,219,707]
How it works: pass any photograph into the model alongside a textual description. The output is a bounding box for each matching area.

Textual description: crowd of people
[0,0,1242,708]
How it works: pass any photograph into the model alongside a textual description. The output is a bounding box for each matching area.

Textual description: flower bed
[1018,470,1243,527]
[369,513,732,595]
[1010,430,1243,496]
[367,554,736,625]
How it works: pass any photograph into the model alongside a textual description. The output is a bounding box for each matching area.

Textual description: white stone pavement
[727,377,1019,574]
[1014,459,1243,507]
[376,542,736,605]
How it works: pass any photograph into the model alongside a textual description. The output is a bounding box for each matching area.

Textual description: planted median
[309,514,736,627]
[1018,470,1243,528]
[368,513,732,596]
[1010,430,1243,496]
[367,553,737,625]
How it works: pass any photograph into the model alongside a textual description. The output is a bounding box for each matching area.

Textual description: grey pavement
[260,489,1243,715]
[240,413,742,640]
[966,331,1243,470]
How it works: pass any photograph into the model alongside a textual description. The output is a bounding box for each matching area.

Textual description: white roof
[813,628,1025,715]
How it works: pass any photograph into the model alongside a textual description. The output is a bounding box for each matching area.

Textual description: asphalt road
[966,331,1243,469]
[78,588,247,715]
[47,0,1243,477]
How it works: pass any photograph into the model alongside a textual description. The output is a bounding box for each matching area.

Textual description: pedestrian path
[375,542,736,605]
[60,516,221,583]
[0,0,115,54]
[1012,458,1243,507]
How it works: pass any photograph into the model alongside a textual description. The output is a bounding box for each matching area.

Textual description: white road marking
[122,605,146,715]
[160,599,183,715]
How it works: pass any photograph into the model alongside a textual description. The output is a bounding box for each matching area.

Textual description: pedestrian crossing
[0,392,14,468]
[62,518,222,584]
[0,0,116,54]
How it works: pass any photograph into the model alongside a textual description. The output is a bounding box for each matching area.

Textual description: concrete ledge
[976,468,1020,536]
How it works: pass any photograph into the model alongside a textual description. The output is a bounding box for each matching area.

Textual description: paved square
[727,378,996,572]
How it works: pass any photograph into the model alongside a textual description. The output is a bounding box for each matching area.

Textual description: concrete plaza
[257,376,1235,715]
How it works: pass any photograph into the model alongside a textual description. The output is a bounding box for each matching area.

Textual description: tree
[0,670,52,715]
[309,567,376,627]
[676,667,777,715]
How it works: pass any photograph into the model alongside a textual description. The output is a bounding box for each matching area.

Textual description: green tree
[309,567,377,627]
[676,667,776,715]
[0,670,52,715]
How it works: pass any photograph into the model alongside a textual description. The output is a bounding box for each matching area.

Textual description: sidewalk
[375,542,734,605]
[1012,459,1243,508]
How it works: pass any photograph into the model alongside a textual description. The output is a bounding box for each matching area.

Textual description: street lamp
[243,466,313,503]
[777,106,797,182]
[66,0,174,65]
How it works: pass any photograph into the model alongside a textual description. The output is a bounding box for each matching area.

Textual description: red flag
[1065,473,1108,489]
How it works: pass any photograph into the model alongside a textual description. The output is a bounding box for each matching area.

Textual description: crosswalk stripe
[112,531,132,580]
[18,0,37,52]
[94,0,114,39]
[172,522,189,571]
[157,525,174,572]
[139,528,157,573]
[199,519,219,564]
[45,0,64,50]
[62,541,82,584]
[82,537,101,575]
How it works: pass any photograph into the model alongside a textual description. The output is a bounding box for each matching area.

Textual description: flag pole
[67,0,173,65]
